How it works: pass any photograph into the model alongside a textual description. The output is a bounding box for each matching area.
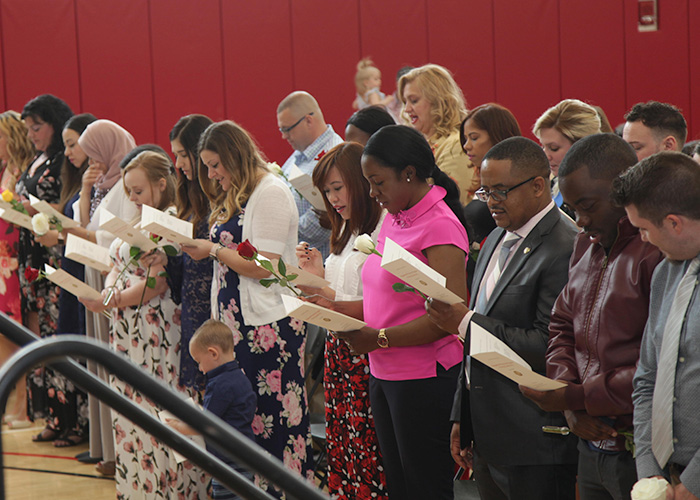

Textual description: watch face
[377,333,389,348]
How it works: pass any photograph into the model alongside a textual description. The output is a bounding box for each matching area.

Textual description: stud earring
[406,177,411,183]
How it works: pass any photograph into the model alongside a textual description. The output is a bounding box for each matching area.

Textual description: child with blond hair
[168,320,257,500]
[353,58,392,110]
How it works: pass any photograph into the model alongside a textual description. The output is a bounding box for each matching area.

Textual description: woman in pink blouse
[335,125,469,499]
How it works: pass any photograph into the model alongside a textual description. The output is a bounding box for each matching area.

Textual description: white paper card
[380,237,464,305]
[470,323,566,391]
[281,295,366,331]
[28,194,79,228]
[64,233,112,273]
[44,264,102,300]
[140,204,195,246]
[99,209,156,252]
[288,164,326,211]
[270,259,330,288]
[157,397,206,464]
[0,207,34,230]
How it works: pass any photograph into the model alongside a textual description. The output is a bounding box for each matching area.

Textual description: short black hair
[346,106,395,135]
[610,151,700,225]
[21,94,73,156]
[624,101,687,145]
[559,133,637,180]
[483,136,550,178]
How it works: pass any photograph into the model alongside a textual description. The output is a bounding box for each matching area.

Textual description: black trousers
[369,363,459,500]
[472,447,577,500]
[576,439,637,500]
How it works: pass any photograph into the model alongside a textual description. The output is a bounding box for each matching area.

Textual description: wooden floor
[2,421,115,500]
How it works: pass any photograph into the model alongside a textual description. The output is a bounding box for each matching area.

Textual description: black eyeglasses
[475,176,537,202]
[279,112,313,134]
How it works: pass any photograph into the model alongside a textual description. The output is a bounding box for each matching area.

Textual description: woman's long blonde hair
[122,151,176,218]
[398,64,467,139]
[197,121,266,226]
[0,111,35,189]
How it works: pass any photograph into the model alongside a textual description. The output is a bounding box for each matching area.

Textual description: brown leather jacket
[546,217,663,451]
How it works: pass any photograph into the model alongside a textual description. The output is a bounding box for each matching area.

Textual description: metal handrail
[0,314,328,500]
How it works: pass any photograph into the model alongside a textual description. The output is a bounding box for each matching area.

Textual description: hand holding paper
[281,295,365,331]
[470,323,566,391]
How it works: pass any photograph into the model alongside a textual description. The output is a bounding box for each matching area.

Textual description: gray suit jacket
[451,205,579,466]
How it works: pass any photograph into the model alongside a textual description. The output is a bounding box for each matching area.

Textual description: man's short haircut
[483,136,550,179]
[559,133,637,180]
[624,101,688,145]
[276,91,323,120]
[191,319,234,353]
[611,151,700,225]
[682,139,700,157]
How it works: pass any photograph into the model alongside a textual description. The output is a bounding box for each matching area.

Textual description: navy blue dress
[211,209,313,495]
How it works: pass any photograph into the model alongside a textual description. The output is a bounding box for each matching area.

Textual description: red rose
[24,267,40,282]
[237,239,257,260]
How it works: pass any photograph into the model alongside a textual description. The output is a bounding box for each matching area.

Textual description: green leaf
[130,246,142,258]
[5,225,13,235]
[157,271,169,278]
[279,278,287,288]
[259,278,277,288]
[259,259,275,274]
[278,258,287,276]
[162,245,177,256]
[286,274,298,281]
[392,283,415,293]
[146,276,156,288]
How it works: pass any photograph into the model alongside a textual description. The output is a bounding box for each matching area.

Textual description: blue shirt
[204,360,257,467]
[633,257,700,496]
[281,124,343,259]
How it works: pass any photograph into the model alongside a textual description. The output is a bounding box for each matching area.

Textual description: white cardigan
[230,173,299,327]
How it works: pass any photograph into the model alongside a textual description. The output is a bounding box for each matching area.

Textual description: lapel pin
[523,247,531,254]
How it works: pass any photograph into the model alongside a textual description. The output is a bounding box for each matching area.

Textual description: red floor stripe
[2,451,77,460]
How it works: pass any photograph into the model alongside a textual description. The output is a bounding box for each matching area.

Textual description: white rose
[31,213,50,236]
[631,477,670,500]
[268,162,283,175]
[353,234,376,255]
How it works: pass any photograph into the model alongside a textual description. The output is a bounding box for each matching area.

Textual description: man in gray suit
[428,137,578,500]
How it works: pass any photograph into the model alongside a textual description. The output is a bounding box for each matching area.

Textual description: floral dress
[108,229,207,499]
[16,153,65,422]
[0,166,20,320]
[211,210,313,497]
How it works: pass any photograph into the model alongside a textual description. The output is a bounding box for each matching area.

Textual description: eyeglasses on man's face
[279,112,313,134]
[475,176,537,202]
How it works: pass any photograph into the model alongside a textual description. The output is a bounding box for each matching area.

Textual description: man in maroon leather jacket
[521,133,663,500]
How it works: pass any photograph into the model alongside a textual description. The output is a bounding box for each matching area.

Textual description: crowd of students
[0,60,697,500]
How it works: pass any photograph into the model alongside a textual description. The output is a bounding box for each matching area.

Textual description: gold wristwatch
[377,328,389,348]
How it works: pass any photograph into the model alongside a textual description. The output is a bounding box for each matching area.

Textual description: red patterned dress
[323,227,387,500]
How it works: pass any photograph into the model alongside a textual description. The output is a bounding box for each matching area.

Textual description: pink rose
[255,325,277,352]
[251,414,264,435]
[266,370,282,393]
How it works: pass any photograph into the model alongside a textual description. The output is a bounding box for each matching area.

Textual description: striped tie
[651,256,700,467]
[475,233,521,314]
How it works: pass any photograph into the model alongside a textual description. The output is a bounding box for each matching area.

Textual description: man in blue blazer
[429,137,578,500]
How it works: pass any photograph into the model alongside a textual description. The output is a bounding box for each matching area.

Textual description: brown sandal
[53,430,85,448]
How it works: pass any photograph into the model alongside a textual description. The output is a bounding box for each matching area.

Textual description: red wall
[1,0,696,163]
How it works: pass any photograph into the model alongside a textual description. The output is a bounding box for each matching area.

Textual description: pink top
[362,185,469,380]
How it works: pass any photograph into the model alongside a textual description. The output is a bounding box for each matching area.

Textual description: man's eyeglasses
[475,176,537,202]
[279,112,313,134]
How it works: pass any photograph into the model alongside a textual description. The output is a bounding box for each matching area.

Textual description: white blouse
[325,211,386,301]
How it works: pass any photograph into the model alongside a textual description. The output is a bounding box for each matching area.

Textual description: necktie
[652,256,700,467]
[475,233,521,314]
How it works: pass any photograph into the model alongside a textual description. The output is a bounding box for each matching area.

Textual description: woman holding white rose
[183,120,313,494]
[325,125,468,499]
[81,150,207,499]
[295,142,387,499]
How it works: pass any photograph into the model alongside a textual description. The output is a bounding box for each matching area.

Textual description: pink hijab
[78,120,136,191]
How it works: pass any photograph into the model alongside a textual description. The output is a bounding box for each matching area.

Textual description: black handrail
[0,314,328,500]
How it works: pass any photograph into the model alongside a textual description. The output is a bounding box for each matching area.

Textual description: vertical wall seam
[687,0,693,138]
[424,0,430,61]
[73,0,84,111]
[219,0,227,118]
[357,0,362,61]
[491,0,498,102]
[556,0,563,100]
[146,0,158,142]
[289,0,296,90]
[0,0,7,109]
[621,0,628,111]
